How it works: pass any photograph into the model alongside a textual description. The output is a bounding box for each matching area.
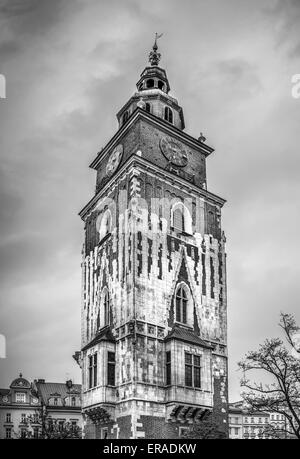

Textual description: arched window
[158,80,164,91]
[122,111,129,125]
[145,102,151,113]
[171,203,192,234]
[164,106,173,124]
[104,290,110,326]
[175,284,188,324]
[99,209,112,241]
[146,79,154,89]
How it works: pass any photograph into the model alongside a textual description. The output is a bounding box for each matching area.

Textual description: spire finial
[149,33,163,66]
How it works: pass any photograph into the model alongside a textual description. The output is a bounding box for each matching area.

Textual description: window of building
[171,203,192,235]
[146,79,154,89]
[88,353,97,389]
[244,417,248,423]
[166,351,171,385]
[185,353,201,388]
[54,398,58,406]
[15,392,26,403]
[234,427,239,435]
[21,413,26,423]
[99,209,112,242]
[6,413,11,423]
[176,285,188,324]
[33,427,39,439]
[259,417,262,423]
[145,102,151,113]
[107,352,116,386]
[104,290,110,326]
[71,421,77,432]
[158,80,164,91]
[164,106,173,124]
[21,428,27,439]
[101,427,108,439]
[235,417,239,424]
[58,421,64,432]
[6,428,12,439]
[71,396,76,407]
[251,417,254,423]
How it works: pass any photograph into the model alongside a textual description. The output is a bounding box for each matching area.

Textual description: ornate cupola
[116,35,185,130]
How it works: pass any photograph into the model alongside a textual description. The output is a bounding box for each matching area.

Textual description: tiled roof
[165,325,214,349]
[82,326,115,351]
[36,382,81,404]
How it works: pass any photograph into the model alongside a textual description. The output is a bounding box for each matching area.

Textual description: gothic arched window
[175,284,188,324]
[164,106,173,124]
[171,202,192,235]
[99,209,112,242]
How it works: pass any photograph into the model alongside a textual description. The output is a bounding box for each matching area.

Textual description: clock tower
[77,38,228,439]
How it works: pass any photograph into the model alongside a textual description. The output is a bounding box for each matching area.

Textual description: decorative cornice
[79,154,226,220]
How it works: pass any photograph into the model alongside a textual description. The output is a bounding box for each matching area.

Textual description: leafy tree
[239,313,300,439]
[20,404,82,439]
[183,414,227,439]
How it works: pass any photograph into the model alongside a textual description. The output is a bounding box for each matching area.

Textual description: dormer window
[146,79,154,89]
[15,392,26,403]
[164,106,173,124]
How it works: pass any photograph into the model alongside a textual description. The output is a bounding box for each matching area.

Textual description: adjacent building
[229,401,270,439]
[76,38,228,439]
[0,374,82,439]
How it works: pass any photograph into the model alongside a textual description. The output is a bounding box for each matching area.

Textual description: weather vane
[149,33,164,66]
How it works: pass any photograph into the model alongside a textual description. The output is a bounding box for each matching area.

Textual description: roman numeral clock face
[160,136,188,167]
[106,144,123,176]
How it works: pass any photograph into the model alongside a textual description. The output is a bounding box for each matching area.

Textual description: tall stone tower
[78,38,228,439]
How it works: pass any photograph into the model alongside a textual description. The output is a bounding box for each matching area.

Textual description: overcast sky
[0,0,299,401]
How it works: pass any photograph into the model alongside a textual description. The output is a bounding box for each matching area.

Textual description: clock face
[160,137,188,167]
[106,144,123,176]
[32,397,39,404]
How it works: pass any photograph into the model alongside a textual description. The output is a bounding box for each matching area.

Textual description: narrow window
[185,353,193,387]
[21,413,26,423]
[33,427,39,439]
[6,413,11,423]
[107,351,116,386]
[93,353,98,387]
[88,355,93,389]
[164,106,173,124]
[158,80,164,90]
[6,428,12,439]
[104,291,110,326]
[194,355,201,388]
[185,353,201,388]
[71,397,76,407]
[173,206,185,233]
[145,102,151,113]
[166,351,171,385]
[176,285,188,324]
[54,398,58,406]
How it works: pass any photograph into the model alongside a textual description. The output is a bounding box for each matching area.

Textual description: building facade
[229,401,269,439]
[77,39,228,439]
[0,374,82,439]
